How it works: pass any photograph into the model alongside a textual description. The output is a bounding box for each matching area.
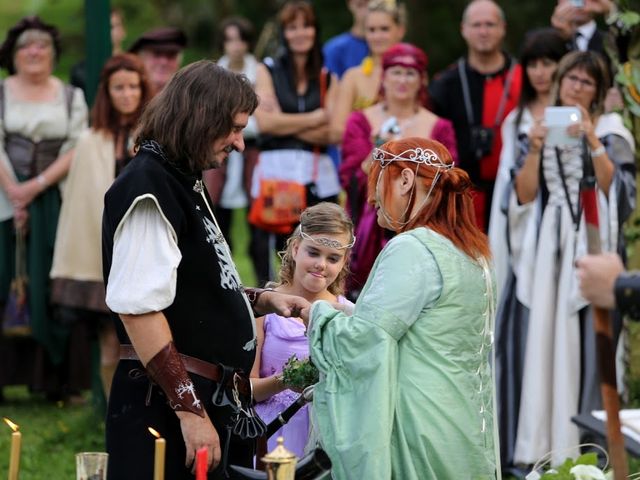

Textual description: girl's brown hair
[368,137,491,260]
[275,202,354,296]
[91,53,151,136]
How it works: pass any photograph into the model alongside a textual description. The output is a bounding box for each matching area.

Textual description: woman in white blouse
[0,16,88,401]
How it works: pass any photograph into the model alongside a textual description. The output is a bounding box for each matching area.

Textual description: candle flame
[148,427,161,439]
[3,417,19,432]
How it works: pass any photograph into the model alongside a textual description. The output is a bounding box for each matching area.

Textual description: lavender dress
[255,296,351,457]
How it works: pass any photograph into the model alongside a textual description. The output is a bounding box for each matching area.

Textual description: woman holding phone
[488,28,568,474]
[509,51,635,466]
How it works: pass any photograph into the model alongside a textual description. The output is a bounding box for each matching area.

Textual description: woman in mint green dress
[305,137,500,479]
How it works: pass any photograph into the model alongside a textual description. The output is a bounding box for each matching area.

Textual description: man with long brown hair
[102,60,309,479]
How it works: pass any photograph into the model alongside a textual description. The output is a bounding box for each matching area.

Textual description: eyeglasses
[564,74,596,90]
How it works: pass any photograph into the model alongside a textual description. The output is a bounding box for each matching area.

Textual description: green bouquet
[281,355,319,390]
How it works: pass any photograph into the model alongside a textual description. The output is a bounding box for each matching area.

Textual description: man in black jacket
[429,0,521,231]
[102,61,309,479]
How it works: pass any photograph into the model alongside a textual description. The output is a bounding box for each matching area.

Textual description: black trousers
[106,360,254,480]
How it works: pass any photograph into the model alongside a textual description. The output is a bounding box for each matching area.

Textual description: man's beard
[208,145,236,169]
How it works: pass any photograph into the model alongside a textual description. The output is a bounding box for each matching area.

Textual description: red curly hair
[368,137,490,260]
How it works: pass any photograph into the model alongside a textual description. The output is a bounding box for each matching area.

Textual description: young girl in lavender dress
[250,202,355,457]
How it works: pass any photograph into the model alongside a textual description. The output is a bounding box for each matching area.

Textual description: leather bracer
[145,341,205,418]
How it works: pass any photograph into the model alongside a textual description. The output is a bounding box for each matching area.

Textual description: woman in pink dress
[339,42,457,298]
[250,202,355,457]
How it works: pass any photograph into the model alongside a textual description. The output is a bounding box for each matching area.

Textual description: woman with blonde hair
[329,0,406,143]
[304,137,500,479]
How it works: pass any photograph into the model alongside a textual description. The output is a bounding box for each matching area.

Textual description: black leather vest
[102,143,256,373]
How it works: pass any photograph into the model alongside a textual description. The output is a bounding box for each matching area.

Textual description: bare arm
[590,142,615,196]
[249,316,286,402]
[120,311,173,363]
[295,73,340,146]
[254,63,327,136]
[583,110,614,196]
[0,157,14,192]
[566,107,615,195]
[120,311,220,471]
[329,69,358,144]
[295,124,332,145]
[4,149,73,210]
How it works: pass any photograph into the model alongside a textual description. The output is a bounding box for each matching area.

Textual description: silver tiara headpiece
[372,147,454,170]
[300,229,356,249]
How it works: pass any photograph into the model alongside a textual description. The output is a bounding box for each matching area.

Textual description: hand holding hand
[258,291,311,319]
[310,108,329,127]
[177,410,221,473]
[576,252,624,309]
[7,180,40,210]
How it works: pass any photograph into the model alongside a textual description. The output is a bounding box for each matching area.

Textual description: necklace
[379,103,420,136]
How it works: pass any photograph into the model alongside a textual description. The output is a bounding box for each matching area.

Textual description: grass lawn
[1,210,640,477]
[0,210,258,477]
[0,388,104,479]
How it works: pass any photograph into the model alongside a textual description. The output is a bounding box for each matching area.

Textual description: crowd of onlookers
[0,0,637,476]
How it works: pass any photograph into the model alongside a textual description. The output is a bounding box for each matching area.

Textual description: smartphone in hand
[544,106,582,147]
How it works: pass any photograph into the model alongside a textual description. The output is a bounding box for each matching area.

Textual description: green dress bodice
[309,227,498,479]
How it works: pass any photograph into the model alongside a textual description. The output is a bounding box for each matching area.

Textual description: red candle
[196,447,208,480]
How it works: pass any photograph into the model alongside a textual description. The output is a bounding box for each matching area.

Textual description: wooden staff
[580,137,628,479]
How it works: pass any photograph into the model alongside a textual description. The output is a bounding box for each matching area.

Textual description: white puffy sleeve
[106,196,182,314]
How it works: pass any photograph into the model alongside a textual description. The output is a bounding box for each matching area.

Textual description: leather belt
[119,344,251,397]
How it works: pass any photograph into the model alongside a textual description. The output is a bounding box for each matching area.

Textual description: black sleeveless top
[258,55,327,152]
[102,142,256,373]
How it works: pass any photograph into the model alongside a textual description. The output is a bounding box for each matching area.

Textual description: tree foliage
[1,0,638,79]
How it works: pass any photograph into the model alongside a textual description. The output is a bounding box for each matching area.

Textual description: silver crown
[300,230,356,249]
[372,147,454,170]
